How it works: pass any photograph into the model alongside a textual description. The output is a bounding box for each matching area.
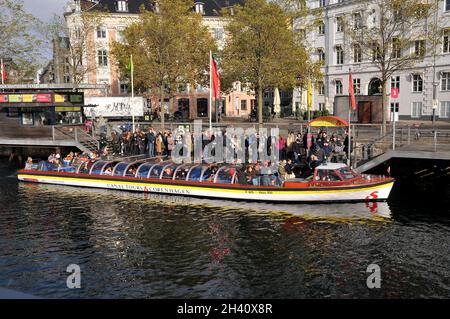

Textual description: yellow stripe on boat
[17,173,394,195]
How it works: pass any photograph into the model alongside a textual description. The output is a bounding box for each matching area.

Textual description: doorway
[358,101,372,124]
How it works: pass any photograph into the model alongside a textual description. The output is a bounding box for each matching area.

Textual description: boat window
[112,162,128,176]
[89,161,108,175]
[148,165,164,178]
[201,165,219,182]
[173,165,191,180]
[58,165,76,173]
[337,167,358,180]
[161,164,177,179]
[215,167,236,184]
[316,169,341,181]
[101,162,118,176]
[78,161,94,174]
[136,163,153,179]
[125,164,139,177]
[37,161,58,172]
[187,165,203,181]
[37,161,47,171]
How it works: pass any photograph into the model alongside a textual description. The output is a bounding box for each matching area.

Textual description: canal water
[0,160,449,298]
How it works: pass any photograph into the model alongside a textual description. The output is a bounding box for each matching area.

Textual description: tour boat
[17,159,394,203]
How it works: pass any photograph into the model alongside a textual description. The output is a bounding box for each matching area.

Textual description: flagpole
[348,69,352,168]
[209,50,213,131]
[131,54,135,133]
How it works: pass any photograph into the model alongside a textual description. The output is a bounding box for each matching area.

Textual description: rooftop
[69,0,244,16]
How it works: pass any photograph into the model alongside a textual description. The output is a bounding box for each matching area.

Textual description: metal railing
[52,126,99,152]
[353,125,450,168]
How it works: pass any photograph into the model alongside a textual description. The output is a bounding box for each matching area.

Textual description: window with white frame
[335,80,343,95]
[318,81,325,95]
[353,78,361,94]
[414,40,426,57]
[372,42,381,61]
[441,72,450,91]
[412,74,423,92]
[336,16,344,33]
[97,50,108,67]
[318,21,325,35]
[391,76,400,91]
[353,44,362,63]
[116,1,128,12]
[411,102,422,118]
[353,12,362,30]
[319,0,326,8]
[440,101,450,118]
[116,27,125,43]
[392,38,401,59]
[443,29,450,53]
[195,2,205,14]
[96,26,106,39]
[446,0,450,12]
[336,46,344,65]
[318,103,325,111]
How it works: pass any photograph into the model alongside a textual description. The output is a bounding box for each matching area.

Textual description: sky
[23,0,68,22]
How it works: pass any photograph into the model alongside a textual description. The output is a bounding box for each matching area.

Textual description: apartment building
[293,0,450,123]
[62,0,252,120]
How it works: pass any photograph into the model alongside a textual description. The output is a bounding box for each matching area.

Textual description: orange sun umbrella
[307,116,349,127]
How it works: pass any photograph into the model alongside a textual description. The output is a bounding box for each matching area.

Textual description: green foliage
[0,0,44,83]
[221,0,322,124]
[47,11,101,86]
[111,0,216,101]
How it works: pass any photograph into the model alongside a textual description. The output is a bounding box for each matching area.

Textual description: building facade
[293,0,450,122]
[62,0,252,120]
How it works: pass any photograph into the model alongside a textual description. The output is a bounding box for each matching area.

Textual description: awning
[308,116,349,127]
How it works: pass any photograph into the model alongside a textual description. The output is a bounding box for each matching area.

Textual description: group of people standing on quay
[104,128,175,158]
[100,125,351,170]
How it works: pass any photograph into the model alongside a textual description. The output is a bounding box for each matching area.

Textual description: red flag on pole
[348,72,356,110]
[211,55,220,99]
[0,59,6,84]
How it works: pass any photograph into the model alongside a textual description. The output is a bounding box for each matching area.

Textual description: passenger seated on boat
[162,167,174,179]
[126,167,137,177]
[63,152,74,166]
[246,165,257,185]
[208,165,219,182]
[308,154,321,170]
[235,169,248,185]
[24,157,33,170]
[103,167,113,176]
[284,159,296,180]
[48,153,57,164]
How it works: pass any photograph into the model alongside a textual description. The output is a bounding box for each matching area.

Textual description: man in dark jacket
[146,127,156,157]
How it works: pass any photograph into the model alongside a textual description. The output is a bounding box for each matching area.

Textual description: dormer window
[195,2,205,15]
[116,0,128,12]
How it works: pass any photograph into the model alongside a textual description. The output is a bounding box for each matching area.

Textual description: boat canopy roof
[34,159,248,184]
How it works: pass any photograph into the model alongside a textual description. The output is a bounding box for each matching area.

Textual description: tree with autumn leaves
[111,0,216,129]
[220,0,322,126]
